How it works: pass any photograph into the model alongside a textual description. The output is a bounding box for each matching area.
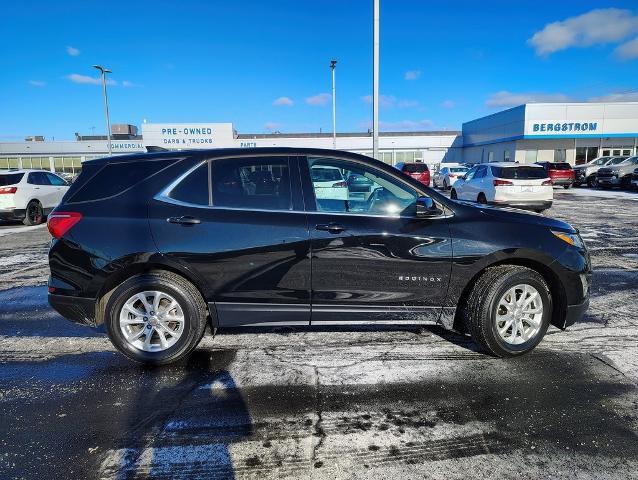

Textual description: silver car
[573,156,617,187]
[596,156,638,189]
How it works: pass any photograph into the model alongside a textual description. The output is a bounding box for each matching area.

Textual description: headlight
[552,230,584,248]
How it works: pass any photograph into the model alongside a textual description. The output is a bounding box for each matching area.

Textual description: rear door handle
[167,215,201,225]
[316,223,346,234]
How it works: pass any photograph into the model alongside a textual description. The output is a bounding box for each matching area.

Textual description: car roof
[0,169,53,174]
[83,147,377,165]
[483,162,543,168]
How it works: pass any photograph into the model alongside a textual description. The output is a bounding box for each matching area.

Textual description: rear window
[0,173,24,186]
[402,163,429,173]
[549,163,572,170]
[311,167,343,182]
[66,159,174,203]
[450,167,467,173]
[491,166,547,180]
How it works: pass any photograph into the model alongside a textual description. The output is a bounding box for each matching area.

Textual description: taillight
[493,179,513,186]
[331,181,347,188]
[449,174,456,178]
[542,179,553,186]
[0,187,17,194]
[47,212,82,239]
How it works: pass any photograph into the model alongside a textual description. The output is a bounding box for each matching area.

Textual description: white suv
[451,163,553,212]
[0,170,70,225]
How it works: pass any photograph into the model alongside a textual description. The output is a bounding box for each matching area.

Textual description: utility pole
[372,0,380,159]
[93,65,113,156]
[331,60,337,149]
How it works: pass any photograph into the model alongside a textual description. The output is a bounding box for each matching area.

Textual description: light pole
[372,0,380,159]
[93,65,112,156]
[330,60,337,149]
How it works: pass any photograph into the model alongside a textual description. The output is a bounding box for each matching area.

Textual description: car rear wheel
[464,265,551,357]
[450,189,458,199]
[477,193,487,204]
[443,179,449,190]
[563,185,571,189]
[23,200,44,226]
[105,271,208,365]
[586,177,596,188]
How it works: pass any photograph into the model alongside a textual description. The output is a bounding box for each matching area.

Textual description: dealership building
[1,101,637,175]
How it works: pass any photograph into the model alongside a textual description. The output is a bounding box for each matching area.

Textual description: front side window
[46,173,68,186]
[307,157,418,217]
[212,157,291,211]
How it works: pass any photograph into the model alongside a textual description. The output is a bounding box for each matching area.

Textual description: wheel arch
[453,257,567,332]
[94,256,215,328]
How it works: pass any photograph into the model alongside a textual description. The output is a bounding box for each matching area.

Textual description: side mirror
[416,196,443,217]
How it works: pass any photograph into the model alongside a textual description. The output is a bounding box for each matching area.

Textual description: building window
[586,147,598,162]
[487,151,494,162]
[524,150,538,164]
[554,149,566,163]
[504,150,511,162]
[8,157,19,169]
[575,147,586,165]
[0,158,8,170]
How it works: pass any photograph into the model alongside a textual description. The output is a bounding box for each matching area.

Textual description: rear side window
[491,166,547,179]
[68,159,174,203]
[402,163,428,173]
[168,162,209,205]
[212,157,291,211]
[0,173,24,186]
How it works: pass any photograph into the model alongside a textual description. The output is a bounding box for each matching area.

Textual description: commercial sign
[141,123,235,149]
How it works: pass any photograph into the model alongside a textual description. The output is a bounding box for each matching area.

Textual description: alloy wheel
[495,284,543,345]
[119,291,185,352]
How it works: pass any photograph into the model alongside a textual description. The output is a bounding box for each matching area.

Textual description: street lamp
[93,65,112,156]
[372,0,380,159]
[330,60,337,149]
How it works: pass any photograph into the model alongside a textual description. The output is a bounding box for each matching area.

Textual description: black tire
[23,200,44,226]
[477,193,487,204]
[443,179,449,190]
[586,177,595,188]
[563,184,571,189]
[620,176,632,190]
[464,265,551,357]
[450,189,458,199]
[104,271,208,365]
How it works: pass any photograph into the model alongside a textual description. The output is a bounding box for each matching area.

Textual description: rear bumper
[551,178,574,186]
[489,200,553,211]
[48,293,97,327]
[0,208,25,220]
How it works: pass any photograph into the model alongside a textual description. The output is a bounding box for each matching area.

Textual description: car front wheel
[105,271,208,365]
[450,189,458,199]
[23,200,44,226]
[464,265,551,357]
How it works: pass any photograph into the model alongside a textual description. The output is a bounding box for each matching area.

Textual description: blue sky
[2,1,638,140]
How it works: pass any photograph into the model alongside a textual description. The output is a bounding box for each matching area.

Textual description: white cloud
[528,8,638,56]
[588,91,638,102]
[121,80,141,88]
[305,93,331,106]
[360,119,434,131]
[361,95,418,109]
[66,73,117,86]
[398,99,419,108]
[615,36,638,60]
[264,122,280,131]
[28,80,46,87]
[66,46,80,56]
[273,96,294,106]
[441,100,455,109]
[486,90,572,108]
[404,70,421,80]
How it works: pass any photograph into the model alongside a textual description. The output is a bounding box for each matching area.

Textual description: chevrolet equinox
[47,148,591,364]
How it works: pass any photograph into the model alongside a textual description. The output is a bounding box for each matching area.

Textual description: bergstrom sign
[532,122,598,133]
[141,123,235,149]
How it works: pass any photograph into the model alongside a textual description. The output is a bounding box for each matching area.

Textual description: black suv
[47,148,591,364]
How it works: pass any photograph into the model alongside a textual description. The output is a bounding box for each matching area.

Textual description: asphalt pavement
[1,188,637,479]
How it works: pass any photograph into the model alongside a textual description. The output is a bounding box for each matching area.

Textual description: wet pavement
[1,189,638,479]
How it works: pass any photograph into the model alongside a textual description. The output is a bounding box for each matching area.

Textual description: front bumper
[564,297,590,328]
[48,293,97,327]
[597,176,620,186]
[489,200,553,211]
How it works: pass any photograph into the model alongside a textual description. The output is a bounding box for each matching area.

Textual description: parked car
[573,156,613,187]
[596,156,638,189]
[535,162,575,189]
[450,162,553,212]
[631,168,638,190]
[395,162,430,186]
[0,169,70,225]
[48,148,590,365]
[433,165,469,190]
[310,165,348,200]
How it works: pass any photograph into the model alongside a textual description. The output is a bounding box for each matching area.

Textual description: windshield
[592,157,610,165]
[549,162,572,170]
[402,163,428,173]
[620,157,638,165]
[491,166,547,179]
[311,167,343,182]
[0,173,24,186]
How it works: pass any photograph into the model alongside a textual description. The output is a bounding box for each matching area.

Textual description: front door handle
[167,215,201,225]
[316,223,346,234]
